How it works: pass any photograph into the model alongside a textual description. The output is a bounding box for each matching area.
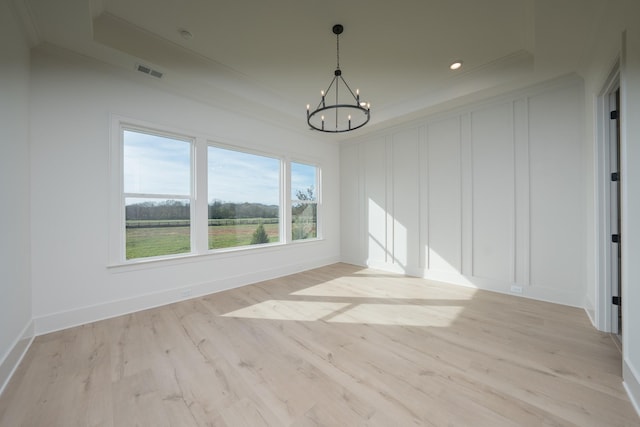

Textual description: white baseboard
[623,359,640,418]
[0,320,34,397]
[34,256,340,336]
[584,306,597,328]
[360,261,585,308]
[583,293,597,329]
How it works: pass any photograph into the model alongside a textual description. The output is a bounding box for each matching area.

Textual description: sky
[123,130,191,196]
[123,130,316,206]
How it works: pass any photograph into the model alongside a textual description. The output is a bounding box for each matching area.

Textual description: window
[208,145,281,250]
[113,119,322,263]
[291,162,319,241]
[123,129,193,260]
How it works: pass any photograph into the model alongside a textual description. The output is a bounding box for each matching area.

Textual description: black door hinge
[612,296,621,306]
[612,234,620,243]
[611,172,619,182]
[611,110,619,120]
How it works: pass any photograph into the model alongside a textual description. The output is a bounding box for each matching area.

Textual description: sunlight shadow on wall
[393,219,408,269]
[368,198,388,262]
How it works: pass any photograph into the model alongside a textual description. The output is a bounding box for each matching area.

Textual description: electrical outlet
[510,285,523,294]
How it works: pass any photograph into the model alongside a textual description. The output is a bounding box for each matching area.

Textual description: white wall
[0,0,33,393]
[621,19,640,416]
[341,76,587,307]
[580,0,640,412]
[29,45,341,334]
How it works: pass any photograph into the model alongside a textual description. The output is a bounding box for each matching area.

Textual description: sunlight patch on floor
[222,300,350,321]
[290,279,476,301]
[327,303,465,327]
[222,298,465,327]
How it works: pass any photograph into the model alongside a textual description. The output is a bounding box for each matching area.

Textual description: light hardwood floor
[1,263,638,426]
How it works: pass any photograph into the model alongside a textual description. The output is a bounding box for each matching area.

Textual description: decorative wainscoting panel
[340,76,586,307]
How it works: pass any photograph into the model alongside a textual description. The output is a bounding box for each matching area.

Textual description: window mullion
[283,160,291,244]
[194,137,209,254]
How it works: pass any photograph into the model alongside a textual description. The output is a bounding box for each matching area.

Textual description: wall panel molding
[340,75,586,307]
[460,113,473,277]
[469,102,515,283]
[514,98,531,286]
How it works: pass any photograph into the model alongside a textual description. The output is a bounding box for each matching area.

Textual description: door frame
[596,61,620,333]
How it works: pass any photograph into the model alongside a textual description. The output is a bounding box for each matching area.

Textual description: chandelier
[306,24,370,133]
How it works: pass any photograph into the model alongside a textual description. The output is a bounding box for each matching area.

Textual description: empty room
[1,0,640,425]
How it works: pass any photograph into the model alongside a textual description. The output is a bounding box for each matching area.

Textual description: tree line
[126,200,279,221]
[126,188,314,221]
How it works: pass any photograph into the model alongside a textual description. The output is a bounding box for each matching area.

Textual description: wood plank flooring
[1,263,638,426]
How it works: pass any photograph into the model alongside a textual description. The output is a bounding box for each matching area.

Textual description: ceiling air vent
[136,63,163,79]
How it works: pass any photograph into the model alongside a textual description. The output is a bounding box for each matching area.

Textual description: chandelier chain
[336,32,340,70]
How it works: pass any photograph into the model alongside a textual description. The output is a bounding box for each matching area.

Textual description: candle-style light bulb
[321,115,325,130]
[348,114,352,130]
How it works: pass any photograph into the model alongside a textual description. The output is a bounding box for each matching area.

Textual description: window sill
[107,238,324,273]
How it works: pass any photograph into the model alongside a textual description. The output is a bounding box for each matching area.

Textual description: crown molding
[10,0,41,47]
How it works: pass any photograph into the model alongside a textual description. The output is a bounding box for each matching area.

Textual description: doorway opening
[596,63,622,339]
[609,88,622,339]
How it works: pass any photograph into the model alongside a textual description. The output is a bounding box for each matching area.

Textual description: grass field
[126,223,281,260]
[209,223,280,249]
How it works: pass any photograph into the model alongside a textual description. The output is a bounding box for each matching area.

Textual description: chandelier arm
[324,75,337,102]
[337,75,361,104]
[312,76,338,111]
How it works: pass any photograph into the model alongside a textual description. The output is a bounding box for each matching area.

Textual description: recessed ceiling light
[179,29,193,40]
[449,61,463,70]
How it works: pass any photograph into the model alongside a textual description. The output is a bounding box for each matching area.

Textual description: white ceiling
[19,0,605,138]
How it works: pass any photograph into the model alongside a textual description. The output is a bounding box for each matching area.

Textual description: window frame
[290,161,322,242]
[109,116,323,266]
[206,141,284,252]
[119,124,196,261]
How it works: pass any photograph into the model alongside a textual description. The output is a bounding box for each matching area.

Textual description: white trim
[194,137,208,254]
[290,161,321,242]
[0,320,34,397]
[35,255,340,336]
[584,306,596,328]
[623,360,640,419]
[282,159,290,243]
[595,61,620,332]
[107,237,326,271]
[9,0,41,46]
[361,259,585,308]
